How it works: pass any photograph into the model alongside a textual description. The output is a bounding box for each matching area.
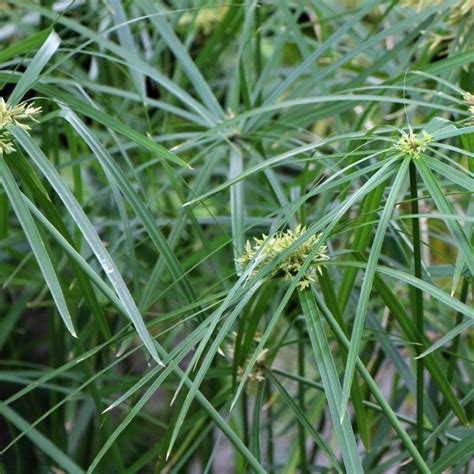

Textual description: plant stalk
[434,276,470,460]
[409,160,424,467]
[265,380,274,473]
[297,318,308,473]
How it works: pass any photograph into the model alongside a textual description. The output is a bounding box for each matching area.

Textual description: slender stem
[409,160,424,466]
[251,382,264,461]
[445,279,469,377]
[254,2,263,107]
[434,277,470,460]
[297,319,308,473]
[265,380,274,473]
[242,387,249,446]
[0,193,8,239]
[299,161,310,226]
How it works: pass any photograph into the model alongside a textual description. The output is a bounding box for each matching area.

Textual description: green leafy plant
[0,1,472,473]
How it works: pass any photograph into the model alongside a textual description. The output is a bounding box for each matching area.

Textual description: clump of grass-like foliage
[0,1,472,473]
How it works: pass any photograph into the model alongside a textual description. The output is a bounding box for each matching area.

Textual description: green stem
[241,387,249,447]
[254,3,263,108]
[434,277,470,460]
[410,160,424,466]
[299,161,310,226]
[318,268,371,450]
[0,192,7,239]
[297,319,308,473]
[265,380,274,473]
[313,292,430,473]
[251,382,265,461]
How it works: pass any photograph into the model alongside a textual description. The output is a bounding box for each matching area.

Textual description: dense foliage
[0,1,473,473]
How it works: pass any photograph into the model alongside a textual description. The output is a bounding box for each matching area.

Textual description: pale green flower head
[402,0,473,51]
[237,224,329,289]
[0,132,15,155]
[401,0,441,12]
[402,0,473,21]
[228,331,270,390]
[464,92,474,119]
[0,97,41,130]
[394,130,432,160]
[178,5,229,35]
[0,97,42,154]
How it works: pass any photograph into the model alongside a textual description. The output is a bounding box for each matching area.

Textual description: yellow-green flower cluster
[402,0,473,21]
[464,92,474,119]
[237,348,269,384]
[447,0,474,27]
[228,332,269,388]
[394,130,432,160]
[401,0,441,11]
[178,6,229,35]
[0,97,41,155]
[402,0,473,49]
[0,132,15,155]
[237,225,329,289]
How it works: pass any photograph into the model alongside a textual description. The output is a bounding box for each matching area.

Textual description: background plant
[0,1,472,473]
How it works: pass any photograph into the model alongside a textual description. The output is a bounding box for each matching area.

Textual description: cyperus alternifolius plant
[237,225,329,289]
[2,2,473,473]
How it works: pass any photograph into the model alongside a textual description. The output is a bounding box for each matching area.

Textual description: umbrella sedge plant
[0,1,472,473]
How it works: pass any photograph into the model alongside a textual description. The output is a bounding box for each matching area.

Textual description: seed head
[0,131,15,154]
[0,97,41,130]
[463,92,474,119]
[448,0,474,26]
[0,97,41,154]
[237,225,329,289]
[394,130,432,160]
[178,6,229,35]
[403,0,473,49]
[401,0,441,12]
[228,332,270,389]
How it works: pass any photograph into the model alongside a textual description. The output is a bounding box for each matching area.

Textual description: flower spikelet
[237,225,329,289]
[178,6,229,35]
[394,130,432,159]
[402,0,473,50]
[0,97,41,154]
[463,92,474,119]
[447,0,474,27]
[401,0,441,12]
[0,97,41,130]
[228,332,270,390]
[0,132,15,155]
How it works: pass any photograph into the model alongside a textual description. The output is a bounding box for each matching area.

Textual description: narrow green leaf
[340,157,410,420]
[165,283,261,460]
[266,370,342,471]
[314,293,431,473]
[59,108,196,305]
[8,30,60,106]
[0,404,84,474]
[138,0,223,120]
[416,157,474,275]
[431,434,474,474]
[230,146,245,264]
[0,154,76,336]
[299,289,363,473]
[417,318,472,360]
[428,158,474,193]
[11,127,162,365]
[0,28,52,64]
[109,0,146,98]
